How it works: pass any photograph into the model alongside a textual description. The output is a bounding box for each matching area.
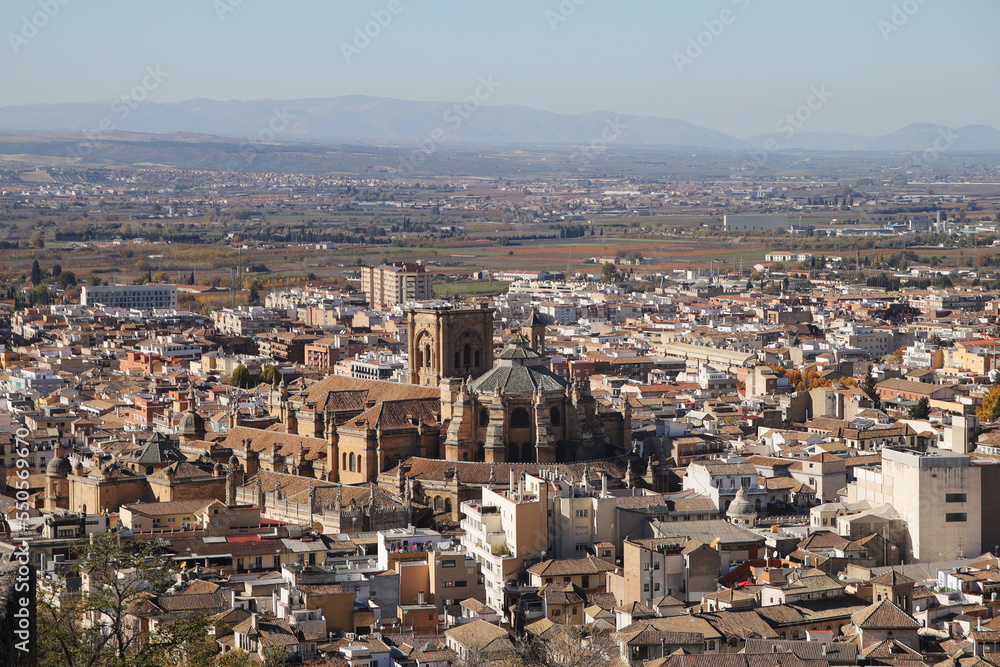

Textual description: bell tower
[407,304,494,386]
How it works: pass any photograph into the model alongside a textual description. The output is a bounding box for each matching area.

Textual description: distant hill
[0,96,746,150]
[0,96,997,153]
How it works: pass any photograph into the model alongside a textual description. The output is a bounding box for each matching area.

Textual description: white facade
[81,284,178,310]
[847,449,981,561]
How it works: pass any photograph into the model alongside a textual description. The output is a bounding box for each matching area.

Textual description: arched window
[523,443,535,463]
[479,408,490,427]
[508,442,520,463]
[349,452,355,472]
[754,498,761,511]
[462,452,469,461]
[463,344,471,367]
[342,453,347,470]
[550,407,561,427]
[511,408,530,429]
[444,498,452,514]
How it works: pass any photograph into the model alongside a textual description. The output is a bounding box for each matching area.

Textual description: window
[654,583,660,591]
[653,562,660,570]
[443,581,455,588]
[945,513,967,522]
[643,584,650,592]
[442,559,456,568]
[946,493,967,503]
[455,581,467,587]
[575,509,589,518]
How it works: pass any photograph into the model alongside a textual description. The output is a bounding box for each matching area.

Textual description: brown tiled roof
[383,457,626,486]
[154,591,230,613]
[219,426,329,462]
[851,599,921,629]
[304,375,439,405]
[444,619,509,651]
[344,397,441,430]
[528,555,616,578]
[701,610,777,639]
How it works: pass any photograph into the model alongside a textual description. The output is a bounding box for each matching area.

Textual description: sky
[2,0,999,138]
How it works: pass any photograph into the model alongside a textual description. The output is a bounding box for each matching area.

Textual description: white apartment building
[211,306,283,336]
[81,284,178,310]
[459,471,619,614]
[361,263,433,307]
[136,335,203,361]
[847,449,981,561]
[682,461,768,513]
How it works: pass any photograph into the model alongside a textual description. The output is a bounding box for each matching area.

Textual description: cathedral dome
[46,455,72,477]
[178,403,206,438]
[727,487,756,519]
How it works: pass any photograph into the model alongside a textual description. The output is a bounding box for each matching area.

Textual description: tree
[52,263,62,277]
[500,625,618,667]
[187,271,196,285]
[230,364,251,389]
[978,384,1000,422]
[57,271,78,289]
[908,396,931,420]
[30,259,42,285]
[37,532,211,667]
[258,365,277,386]
[860,365,882,411]
[601,262,617,283]
[248,282,261,306]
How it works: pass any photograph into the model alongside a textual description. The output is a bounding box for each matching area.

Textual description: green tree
[30,259,42,285]
[52,263,62,277]
[57,271,78,289]
[230,364,251,389]
[908,396,930,420]
[601,262,617,283]
[248,282,261,306]
[37,532,211,667]
[258,365,277,386]
[860,365,882,412]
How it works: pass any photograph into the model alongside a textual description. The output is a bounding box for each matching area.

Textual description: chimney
[601,473,608,498]
[517,476,524,500]
[251,613,260,631]
[509,469,516,493]
[418,590,425,605]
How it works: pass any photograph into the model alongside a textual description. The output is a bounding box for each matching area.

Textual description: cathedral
[262,305,630,484]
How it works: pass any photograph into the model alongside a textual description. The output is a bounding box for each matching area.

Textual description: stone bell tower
[407,304,494,387]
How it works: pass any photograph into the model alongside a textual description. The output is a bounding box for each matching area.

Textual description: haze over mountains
[1,95,999,153]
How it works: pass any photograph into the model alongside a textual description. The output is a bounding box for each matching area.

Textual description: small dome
[178,404,206,437]
[727,487,755,518]
[47,456,72,477]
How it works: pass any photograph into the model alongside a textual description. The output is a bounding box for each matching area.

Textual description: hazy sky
[3,0,998,138]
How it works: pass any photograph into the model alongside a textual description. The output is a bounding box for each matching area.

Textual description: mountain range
[0,95,999,153]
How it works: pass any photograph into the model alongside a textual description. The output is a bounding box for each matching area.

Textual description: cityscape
[3,2,1000,667]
